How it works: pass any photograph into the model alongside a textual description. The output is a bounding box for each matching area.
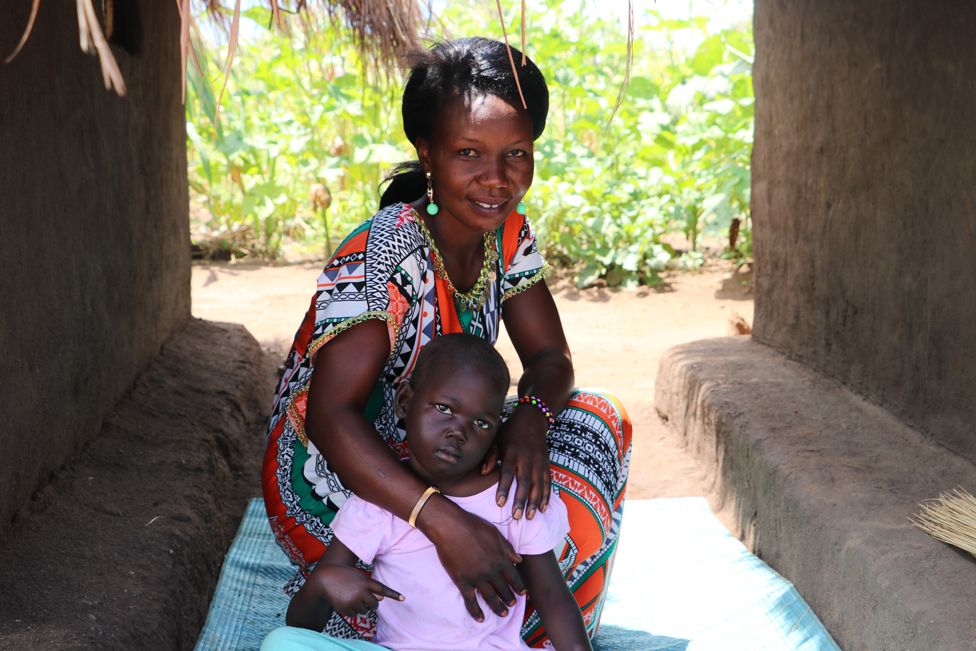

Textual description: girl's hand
[287,538,401,631]
[487,406,551,520]
[308,564,403,618]
[417,497,526,622]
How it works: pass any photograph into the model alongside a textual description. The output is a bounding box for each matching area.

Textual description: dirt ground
[191,259,755,503]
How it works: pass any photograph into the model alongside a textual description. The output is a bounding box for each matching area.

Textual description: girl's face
[396,365,505,487]
[417,93,535,235]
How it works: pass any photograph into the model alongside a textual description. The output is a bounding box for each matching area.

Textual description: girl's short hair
[410,333,510,398]
[380,37,549,208]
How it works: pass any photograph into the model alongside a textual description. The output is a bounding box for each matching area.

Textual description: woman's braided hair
[379,37,549,209]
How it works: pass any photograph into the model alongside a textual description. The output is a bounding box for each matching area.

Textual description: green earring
[516,201,527,216]
[426,171,439,216]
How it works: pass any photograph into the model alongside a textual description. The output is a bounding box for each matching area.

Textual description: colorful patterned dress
[261,203,632,645]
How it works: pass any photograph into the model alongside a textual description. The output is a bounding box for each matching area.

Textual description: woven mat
[195,498,839,651]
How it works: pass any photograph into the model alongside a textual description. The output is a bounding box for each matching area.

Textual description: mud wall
[752,0,976,462]
[0,3,189,530]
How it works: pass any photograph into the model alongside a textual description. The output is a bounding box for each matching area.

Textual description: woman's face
[417,93,535,235]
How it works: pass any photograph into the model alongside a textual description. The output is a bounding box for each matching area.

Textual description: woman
[262,37,632,647]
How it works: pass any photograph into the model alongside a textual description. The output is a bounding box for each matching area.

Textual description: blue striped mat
[195,498,839,651]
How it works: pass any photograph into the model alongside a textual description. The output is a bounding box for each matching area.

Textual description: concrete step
[655,337,976,651]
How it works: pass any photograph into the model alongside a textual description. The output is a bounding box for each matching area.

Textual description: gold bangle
[408,486,441,528]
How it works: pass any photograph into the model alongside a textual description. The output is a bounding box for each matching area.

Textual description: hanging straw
[494,0,527,110]
[4,0,42,64]
[910,487,976,559]
[77,0,127,95]
[520,0,526,65]
[213,0,242,124]
[605,0,634,128]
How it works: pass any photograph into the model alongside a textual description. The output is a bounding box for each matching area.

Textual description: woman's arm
[498,280,574,519]
[519,552,592,651]
[305,320,524,620]
[306,320,423,518]
[286,539,402,630]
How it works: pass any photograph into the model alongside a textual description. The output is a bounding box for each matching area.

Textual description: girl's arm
[498,280,575,520]
[286,539,402,630]
[305,320,525,622]
[519,552,592,651]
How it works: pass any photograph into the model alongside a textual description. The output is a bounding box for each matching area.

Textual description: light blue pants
[261,626,388,651]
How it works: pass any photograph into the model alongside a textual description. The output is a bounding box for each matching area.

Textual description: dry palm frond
[494,0,527,110]
[520,0,526,66]
[177,0,191,103]
[197,1,422,67]
[77,0,127,95]
[6,0,633,125]
[605,0,634,128]
[910,488,976,559]
[4,0,41,64]
[213,0,242,124]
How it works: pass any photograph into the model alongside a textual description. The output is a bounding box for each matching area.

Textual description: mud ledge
[656,337,976,651]
[0,318,275,650]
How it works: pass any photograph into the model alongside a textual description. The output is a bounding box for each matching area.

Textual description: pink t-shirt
[330,481,570,651]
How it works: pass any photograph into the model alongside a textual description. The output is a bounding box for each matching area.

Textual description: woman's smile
[468,196,511,218]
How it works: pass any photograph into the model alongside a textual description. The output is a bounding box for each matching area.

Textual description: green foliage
[521,2,754,286]
[186,14,410,259]
[186,3,754,281]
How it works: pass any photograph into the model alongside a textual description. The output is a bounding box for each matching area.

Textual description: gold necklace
[416,217,498,311]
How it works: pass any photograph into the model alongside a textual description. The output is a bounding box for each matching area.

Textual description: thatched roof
[5,0,426,98]
[5,1,632,120]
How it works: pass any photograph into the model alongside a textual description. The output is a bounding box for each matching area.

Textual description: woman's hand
[417,495,526,622]
[487,406,551,520]
[499,280,575,520]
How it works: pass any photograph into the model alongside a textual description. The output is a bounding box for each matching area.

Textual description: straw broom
[910,488,976,559]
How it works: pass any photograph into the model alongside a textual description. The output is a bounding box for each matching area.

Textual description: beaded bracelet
[517,394,556,432]
[408,486,440,528]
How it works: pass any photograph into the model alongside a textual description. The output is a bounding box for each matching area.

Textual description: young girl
[262,335,592,651]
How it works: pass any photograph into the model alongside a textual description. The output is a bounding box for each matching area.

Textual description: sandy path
[191,261,754,500]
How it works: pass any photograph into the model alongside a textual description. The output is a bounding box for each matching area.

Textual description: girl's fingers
[369,579,404,601]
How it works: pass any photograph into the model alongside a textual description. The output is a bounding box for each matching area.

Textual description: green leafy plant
[186,2,754,282]
[186,10,410,259]
[520,3,754,286]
